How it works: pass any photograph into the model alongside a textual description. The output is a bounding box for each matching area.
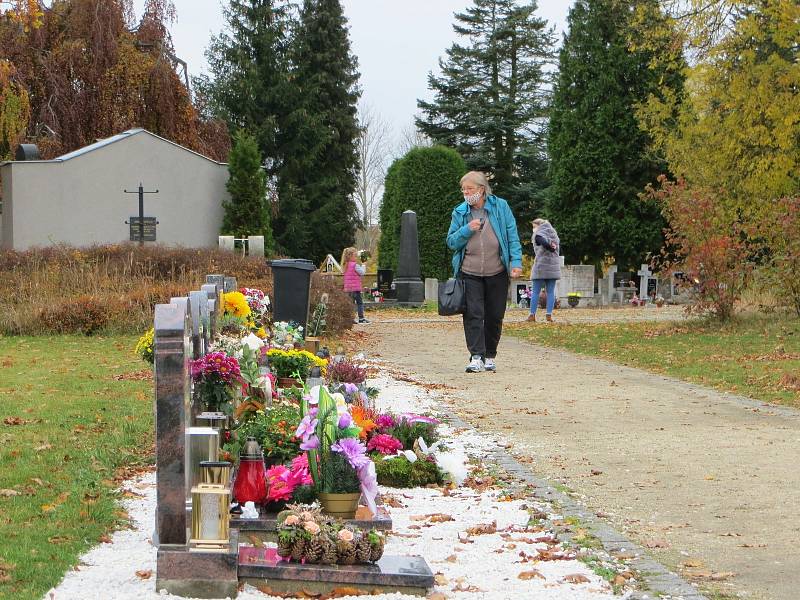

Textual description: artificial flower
[330,438,370,469]
[367,434,403,455]
[338,413,353,429]
[337,529,354,542]
[300,435,320,451]
[374,414,395,430]
[304,521,320,535]
[284,514,300,526]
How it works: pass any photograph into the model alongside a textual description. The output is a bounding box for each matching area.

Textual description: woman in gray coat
[527,218,561,322]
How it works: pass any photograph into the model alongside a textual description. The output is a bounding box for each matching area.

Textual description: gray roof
[1,128,227,166]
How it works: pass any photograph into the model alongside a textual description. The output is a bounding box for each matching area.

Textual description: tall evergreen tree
[195,0,294,165]
[278,0,361,261]
[222,130,275,255]
[416,0,556,230]
[546,0,684,270]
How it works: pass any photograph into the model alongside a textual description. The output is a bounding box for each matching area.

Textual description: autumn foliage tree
[647,177,754,321]
[0,0,229,160]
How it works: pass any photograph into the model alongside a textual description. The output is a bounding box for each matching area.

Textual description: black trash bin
[269,258,317,331]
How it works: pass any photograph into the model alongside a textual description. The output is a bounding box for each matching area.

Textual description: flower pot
[277,376,302,389]
[318,492,360,519]
[304,337,320,354]
[567,296,579,308]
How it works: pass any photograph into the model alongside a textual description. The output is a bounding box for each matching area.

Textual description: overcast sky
[133,1,574,148]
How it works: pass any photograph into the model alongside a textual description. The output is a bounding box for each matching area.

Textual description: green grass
[0,335,153,600]
[506,312,800,408]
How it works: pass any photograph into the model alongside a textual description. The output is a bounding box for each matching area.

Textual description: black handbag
[438,275,466,316]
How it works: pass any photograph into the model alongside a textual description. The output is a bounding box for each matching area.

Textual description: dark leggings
[350,291,364,319]
[461,271,509,359]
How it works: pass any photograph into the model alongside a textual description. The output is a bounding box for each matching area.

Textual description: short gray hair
[460,171,492,196]
[531,218,547,227]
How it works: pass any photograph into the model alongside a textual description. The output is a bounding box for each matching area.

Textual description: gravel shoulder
[362,313,800,600]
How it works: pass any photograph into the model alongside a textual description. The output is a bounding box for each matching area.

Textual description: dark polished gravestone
[232,505,392,543]
[238,547,434,597]
[394,210,424,305]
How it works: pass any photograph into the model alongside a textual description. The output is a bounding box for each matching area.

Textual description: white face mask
[464,191,482,206]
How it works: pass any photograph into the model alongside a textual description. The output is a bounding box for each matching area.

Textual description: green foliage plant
[321,451,361,493]
[385,419,439,451]
[756,196,800,316]
[373,456,444,488]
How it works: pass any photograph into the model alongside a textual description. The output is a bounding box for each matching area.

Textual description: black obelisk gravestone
[394,210,424,304]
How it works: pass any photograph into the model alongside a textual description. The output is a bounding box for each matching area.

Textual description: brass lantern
[189,461,232,553]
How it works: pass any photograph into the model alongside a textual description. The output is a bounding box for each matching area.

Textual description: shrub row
[0,244,352,336]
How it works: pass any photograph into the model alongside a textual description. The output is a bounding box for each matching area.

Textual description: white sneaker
[465,355,484,373]
[484,358,496,371]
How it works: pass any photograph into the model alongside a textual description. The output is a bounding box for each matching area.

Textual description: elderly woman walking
[447,171,522,373]
[527,218,561,322]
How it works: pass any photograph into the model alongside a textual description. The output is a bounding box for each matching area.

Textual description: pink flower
[284,515,300,526]
[367,434,403,455]
[375,414,395,431]
[304,521,320,535]
[337,529,354,542]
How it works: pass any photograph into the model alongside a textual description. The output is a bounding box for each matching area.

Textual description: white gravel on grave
[45,375,629,600]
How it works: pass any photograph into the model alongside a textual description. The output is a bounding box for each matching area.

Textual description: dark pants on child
[350,291,364,319]
[462,271,509,359]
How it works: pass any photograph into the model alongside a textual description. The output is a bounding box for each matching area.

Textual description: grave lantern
[232,437,268,505]
[189,461,232,552]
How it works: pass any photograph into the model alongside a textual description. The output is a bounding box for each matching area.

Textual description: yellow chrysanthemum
[221,291,251,319]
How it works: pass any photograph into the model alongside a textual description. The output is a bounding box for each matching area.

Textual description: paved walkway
[362,315,800,600]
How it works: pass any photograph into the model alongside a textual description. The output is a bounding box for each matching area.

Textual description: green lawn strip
[505,313,800,408]
[0,335,153,600]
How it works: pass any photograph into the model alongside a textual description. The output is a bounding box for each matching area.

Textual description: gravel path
[361,314,800,600]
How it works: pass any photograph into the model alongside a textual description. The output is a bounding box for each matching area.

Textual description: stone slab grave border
[153,273,432,598]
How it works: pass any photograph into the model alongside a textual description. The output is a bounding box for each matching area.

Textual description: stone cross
[637,264,654,299]
[394,210,424,303]
[153,301,192,546]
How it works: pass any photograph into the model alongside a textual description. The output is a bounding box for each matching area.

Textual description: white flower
[241,333,264,351]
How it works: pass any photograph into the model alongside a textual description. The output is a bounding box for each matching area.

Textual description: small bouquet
[370,288,383,302]
[266,348,327,380]
[272,321,304,348]
[189,351,244,413]
[134,328,154,364]
[241,287,271,329]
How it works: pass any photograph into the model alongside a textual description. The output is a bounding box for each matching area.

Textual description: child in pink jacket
[341,247,370,324]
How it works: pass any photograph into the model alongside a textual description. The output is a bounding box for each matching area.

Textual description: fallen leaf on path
[465,521,496,536]
[3,416,31,425]
[0,489,20,497]
[434,574,449,585]
[48,536,71,544]
[518,570,545,580]
[445,554,458,563]
[681,559,704,568]
[561,574,591,584]
[34,443,52,451]
[427,593,448,600]
[643,539,670,548]
[135,570,152,579]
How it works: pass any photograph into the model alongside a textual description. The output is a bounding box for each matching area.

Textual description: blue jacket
[446,195,523,276]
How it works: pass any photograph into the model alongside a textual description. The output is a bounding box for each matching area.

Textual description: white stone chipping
[45,375,631,600]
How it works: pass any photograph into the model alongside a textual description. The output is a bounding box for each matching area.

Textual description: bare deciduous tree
[353,101,391,249]
[394,117,431,159]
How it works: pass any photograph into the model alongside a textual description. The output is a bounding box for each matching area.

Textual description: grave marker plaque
[128,216,157,242]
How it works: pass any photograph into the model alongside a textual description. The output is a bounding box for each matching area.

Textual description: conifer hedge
[378,146,465,281]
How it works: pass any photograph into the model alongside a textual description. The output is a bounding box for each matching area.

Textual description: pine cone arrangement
[320,537,338,565]
[355,536,372,563]
[336,539,356,565]
[303,535,325,564]
[368,531,385,562]
[290,537,307,561]
[276,542,293,558]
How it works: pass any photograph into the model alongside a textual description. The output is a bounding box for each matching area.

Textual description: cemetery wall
[0,129,229,250]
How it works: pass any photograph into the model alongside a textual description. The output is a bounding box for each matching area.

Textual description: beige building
[0,129,229,250]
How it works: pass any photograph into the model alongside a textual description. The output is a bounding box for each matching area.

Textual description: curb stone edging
[443,411,710,600]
